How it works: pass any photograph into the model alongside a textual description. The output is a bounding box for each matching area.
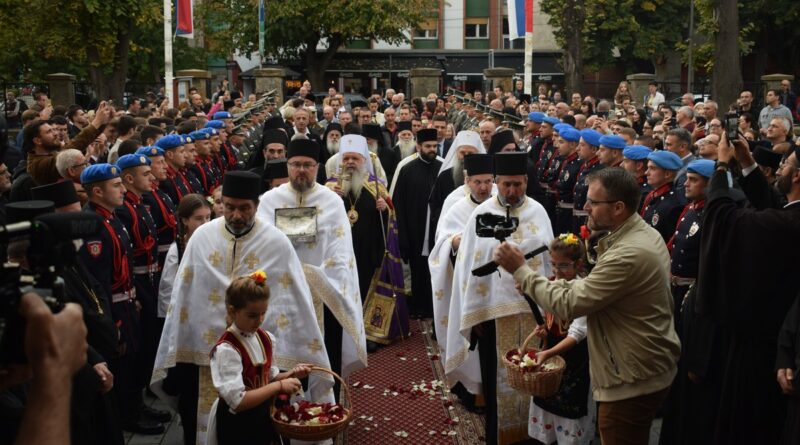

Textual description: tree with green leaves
[541,0,688,95]
[198,0,437,92]
[0,0,162,103]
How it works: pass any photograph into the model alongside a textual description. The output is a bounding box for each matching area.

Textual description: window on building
[465,20,489,39]
[414,20,438,39]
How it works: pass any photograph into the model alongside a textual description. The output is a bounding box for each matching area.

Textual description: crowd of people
[0,77,799,445]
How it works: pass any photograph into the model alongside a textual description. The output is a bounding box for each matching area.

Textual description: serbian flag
[175,0,194,38]
[507,0,534,40]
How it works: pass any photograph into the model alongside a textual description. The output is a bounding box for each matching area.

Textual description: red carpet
[341,320,485,444]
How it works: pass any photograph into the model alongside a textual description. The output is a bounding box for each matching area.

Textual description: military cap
[189,130,210,141]
[599,135,626,150]
[80,163,121,184]
[579,129,602,147]
[553,123,573,134]
[542,116,560,126]
[117,154,151,171]
[687,159,715,178]
[560,128,581,143]
[623,145,653,161]
[136,146,165,158]
[213,111,232,120]
[528,112,546,123]
[200,127,218,137]
[647,150,683,171]
[155,134,185,150]
[205,120,226,130]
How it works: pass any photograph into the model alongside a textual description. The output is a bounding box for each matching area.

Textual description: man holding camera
[493,167,680,445]
[445,151,553,445]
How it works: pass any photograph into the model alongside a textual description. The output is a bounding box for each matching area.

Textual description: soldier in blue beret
[190,127,221,195]
[205,119,225,130]
[598,134,626,167]
[552,127,584,234]
[136,146,177,270]
[572,129,605,232]
[156,135,194,206]
[641,150,686,242]
[180,133,207,196]
[622,145,654,212]
[524,112,546,158]
[115,154,172,429]
[79,163,167,433]
[529,114,558,184]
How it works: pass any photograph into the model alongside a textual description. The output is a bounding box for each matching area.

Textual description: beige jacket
[514,213,680,402]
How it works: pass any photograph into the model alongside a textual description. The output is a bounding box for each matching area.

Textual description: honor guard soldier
[622,145,654,213]
[189,129,220,195]
[641,150,686,243]
[597,134,626,168]
[156,134,193,204]
[203,122,228,178]
[541,123,573,221]
[553,127,584,235]
[116,154,172,426]
[534,116,559,185]
[526,112,546,165]
[180,135,207,196]
[137,146,177,269]
[79,163,166,434]
[572,129,604,233]
[667,159,713,327]
[212,112,240,171]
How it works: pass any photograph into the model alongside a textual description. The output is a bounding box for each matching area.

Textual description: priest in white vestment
[445,152,554,445]
[152,171,333,445]
[257,139,368,392]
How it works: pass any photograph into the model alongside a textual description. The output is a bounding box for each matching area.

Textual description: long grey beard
[327,140,340,154]
[451,158,465,185]
[397,140,416,158]
[342,168,368,199]
[368,142,378,154]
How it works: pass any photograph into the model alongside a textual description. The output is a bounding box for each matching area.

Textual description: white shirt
[210,326,280,410]
[157,242,179,318]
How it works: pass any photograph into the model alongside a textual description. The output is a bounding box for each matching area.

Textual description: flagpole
[524,0,534,95]
[258,0,265,68]
[164,0,174,106]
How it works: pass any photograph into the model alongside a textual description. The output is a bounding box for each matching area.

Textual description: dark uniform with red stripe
[640,183,686,243]
[553,151,582,235]
[161,165,192,205]
[668,199,704,327]
[541,153,565,222]
[183,166,206,196]
[572,157,603,233]
[191,156,220,195]
[142,184,177,269]
[80,201,141,425]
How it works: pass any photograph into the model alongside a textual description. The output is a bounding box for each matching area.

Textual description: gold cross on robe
[208,289,222,304]
[308,338,323,354]
[208,251,223,268]
[278,272,293,290]
[243,252,260,270]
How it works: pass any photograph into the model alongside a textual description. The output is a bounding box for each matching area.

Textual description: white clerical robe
[444,196,553,443]
[257,182,368,377]
[429,189,492,359]
[152,217,332,445]
[440,184,499,221]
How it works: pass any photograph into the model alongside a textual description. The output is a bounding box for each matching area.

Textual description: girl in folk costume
[528,234,595,444]
[207,272,313,445]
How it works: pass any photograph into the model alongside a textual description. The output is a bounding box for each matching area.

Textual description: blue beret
[647,150,683,170]
[560,128,581,143]
[136,146,165,158]
[205,120,225,129]
[213,111,232,120]
[579,129,602,147]
[687,159,716,178]
[155,134,185,150]
[622,145,653,161]
[542,116,560,126]
[117,153,151,170]
[528,112,546,123]
[554,123,573,134]
[189,130,210,141]
[200,127,218,137]
[80,163,120,184]
[599,135,626,150]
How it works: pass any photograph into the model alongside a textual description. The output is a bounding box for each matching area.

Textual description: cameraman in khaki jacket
[494,167,680,445]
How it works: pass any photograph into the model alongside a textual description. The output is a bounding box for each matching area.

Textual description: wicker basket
[271,366,353,441]
[502,330,566,397]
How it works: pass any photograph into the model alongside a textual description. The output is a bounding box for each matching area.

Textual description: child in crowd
[208,271,312,445]
[528,234,595,444]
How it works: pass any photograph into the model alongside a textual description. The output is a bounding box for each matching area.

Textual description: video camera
[475,205,519,242]
[0,210,103,365]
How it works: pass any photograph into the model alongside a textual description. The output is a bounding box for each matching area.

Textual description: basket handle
[308,366,352,412]
[521,330,547,353]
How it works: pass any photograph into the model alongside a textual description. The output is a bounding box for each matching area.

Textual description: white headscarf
[438,130,485,175]
[336,134,375,176]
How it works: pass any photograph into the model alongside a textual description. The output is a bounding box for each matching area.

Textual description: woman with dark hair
[579,100,594,117]
[412,97,424,117]
[631,108,647,135]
